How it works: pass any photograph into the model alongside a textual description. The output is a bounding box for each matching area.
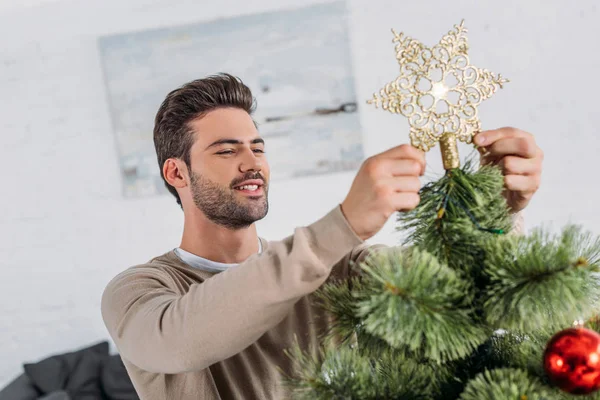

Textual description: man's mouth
[236,184,260,191]
[233,180,264,196]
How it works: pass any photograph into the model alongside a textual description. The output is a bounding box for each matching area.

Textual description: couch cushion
[0,373,39,400]
[23,341,109,399]
[101,355,139,400]
[39,391,71,400]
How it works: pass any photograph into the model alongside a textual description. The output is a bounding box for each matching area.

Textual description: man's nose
[239,148,262,172]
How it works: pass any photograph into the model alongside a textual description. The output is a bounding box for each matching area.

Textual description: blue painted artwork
[98,1,364,197]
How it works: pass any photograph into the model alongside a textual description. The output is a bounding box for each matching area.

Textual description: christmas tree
[285,156,600,399]
[284,21,600,399]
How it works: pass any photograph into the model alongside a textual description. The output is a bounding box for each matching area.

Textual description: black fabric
[38,391,71,400]
[23,341,109,400]
[100,355,138,400]
[1,342,138,400]
[0,373,40,400]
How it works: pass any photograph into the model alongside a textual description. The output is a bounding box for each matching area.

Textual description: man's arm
[328,241,388,282]
[102,143,426,374]
[101,205,363,374]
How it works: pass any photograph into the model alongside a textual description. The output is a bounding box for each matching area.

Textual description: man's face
[186,107,270,229]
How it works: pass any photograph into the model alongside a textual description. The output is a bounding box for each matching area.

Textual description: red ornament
[544,327,600,395]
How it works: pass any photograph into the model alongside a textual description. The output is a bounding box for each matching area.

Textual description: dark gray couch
[0,341,138,400]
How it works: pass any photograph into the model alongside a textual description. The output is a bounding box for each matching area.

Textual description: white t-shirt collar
[174,238,263,273]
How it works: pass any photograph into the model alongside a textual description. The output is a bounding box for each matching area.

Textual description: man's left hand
[474,127,544,213]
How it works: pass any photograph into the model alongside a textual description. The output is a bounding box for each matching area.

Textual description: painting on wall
[98,1,364,198]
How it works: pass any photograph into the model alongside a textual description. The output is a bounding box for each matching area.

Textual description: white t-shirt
[174,239,263,273]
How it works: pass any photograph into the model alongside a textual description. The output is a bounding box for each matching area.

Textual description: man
[101,73,543,399]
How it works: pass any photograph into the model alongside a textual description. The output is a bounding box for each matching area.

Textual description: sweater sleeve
[100,204,364,374]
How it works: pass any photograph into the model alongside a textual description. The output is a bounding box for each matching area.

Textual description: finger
[498,156,542,176]
[391,192,421,212]
[474,127,528,147]
[378,158,425,176]
[486,137,539,159]
[381,176,421,193]
[378,144,426,171]
[504,174,540,193]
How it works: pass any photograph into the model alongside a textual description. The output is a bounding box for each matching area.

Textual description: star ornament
[367,20,508,169]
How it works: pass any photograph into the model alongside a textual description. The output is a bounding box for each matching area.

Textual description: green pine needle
[459,368,555,400]
[398,157,512,274]
[284,152,600,399]
[483,225,600,333]
[284,340,445,399]
[357,246,489,363]
[315,277,397,356]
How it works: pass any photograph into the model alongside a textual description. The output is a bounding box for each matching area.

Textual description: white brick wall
[1,0,598,389]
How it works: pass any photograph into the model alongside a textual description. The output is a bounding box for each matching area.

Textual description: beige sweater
[101,205,378,399]
[101,205,524,399]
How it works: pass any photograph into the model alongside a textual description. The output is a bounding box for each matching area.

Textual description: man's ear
[163,158,189,189]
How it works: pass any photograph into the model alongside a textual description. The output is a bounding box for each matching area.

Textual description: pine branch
[459,368,556,400]
[284,149,600,399]
[356,246,489,363]
[283,340,448,399]
[314,277,366,346]
[482,225,600,333]
[474,331,600,400]
[315,277,401,357]
[283,341,378,400]
[397,157,512,275]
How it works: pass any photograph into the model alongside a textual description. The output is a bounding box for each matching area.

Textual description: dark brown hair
[153,73,256,206]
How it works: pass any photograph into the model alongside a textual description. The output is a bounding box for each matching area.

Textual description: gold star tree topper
[367,20,508,169]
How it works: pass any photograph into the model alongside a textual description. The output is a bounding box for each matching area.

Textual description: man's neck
[179,209,260,264]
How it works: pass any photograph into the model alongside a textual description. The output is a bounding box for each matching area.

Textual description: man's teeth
[237,185,259,191]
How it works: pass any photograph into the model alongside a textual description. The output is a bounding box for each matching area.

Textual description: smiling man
[101,73,543,400]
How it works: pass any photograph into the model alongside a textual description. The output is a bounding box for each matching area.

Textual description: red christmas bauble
[544,327,600,395]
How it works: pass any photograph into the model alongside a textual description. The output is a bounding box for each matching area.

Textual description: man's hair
[153,73,256,206]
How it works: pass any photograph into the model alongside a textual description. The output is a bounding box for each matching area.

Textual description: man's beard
[190,170,269,230]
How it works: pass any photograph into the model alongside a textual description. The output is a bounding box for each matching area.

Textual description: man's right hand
[340,144,425,241]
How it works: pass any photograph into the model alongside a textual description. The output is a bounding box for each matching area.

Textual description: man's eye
[253,149,265,153]
[217,150,234,155]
